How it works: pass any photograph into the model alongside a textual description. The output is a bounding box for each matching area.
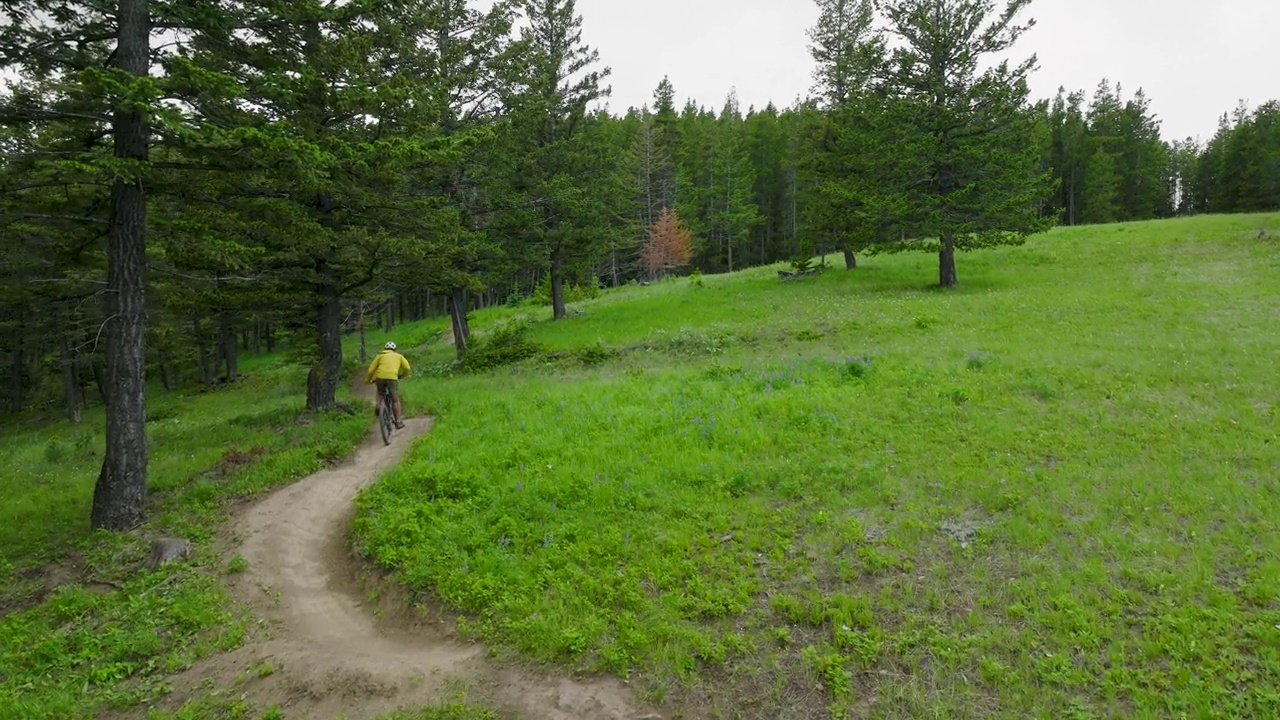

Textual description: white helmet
[384,342,397,350]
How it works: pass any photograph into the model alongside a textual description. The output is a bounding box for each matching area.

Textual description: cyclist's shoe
[395,422,406,430]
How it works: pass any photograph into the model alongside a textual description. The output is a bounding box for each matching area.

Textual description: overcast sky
[575,0,1279,142]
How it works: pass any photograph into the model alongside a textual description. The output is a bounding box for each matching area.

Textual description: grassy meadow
[0,356,372,718]
[1,212,1278,719]
[354,213,1280,718]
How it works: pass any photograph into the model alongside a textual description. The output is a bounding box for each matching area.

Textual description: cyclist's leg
[374,379,388,416]
[388,380,404,427]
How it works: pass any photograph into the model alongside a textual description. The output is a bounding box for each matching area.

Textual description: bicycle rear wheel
[378,393,392,445]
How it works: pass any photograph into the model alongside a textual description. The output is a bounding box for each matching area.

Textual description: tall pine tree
[708,91,762,273]
[2,0,161,529]
[878,0,1054,287]
[507,0,610,320]
[804,0,888,269]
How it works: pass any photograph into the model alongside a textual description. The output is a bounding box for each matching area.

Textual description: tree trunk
[89,354,108,405]
[92,0,150,532]
[1069,164,1077,225]
[265,324,275,353]
[60,331,83,423]
[843,247,858,270]
[9,347,24,413]
[213,328,223,379]
[357,302,368,363]
[939,231,958,287]
[218,312,238,381]
[449,286,470,360]
[384,298,395,334]
[305,277,343,412]
[551,247,567,320]
[195,321,213,386]
[252,322,261,355]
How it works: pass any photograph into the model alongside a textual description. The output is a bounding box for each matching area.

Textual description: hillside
[3,213,1280,719]
[355,213,1280,718]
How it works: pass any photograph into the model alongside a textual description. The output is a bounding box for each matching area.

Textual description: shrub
[913,314,938,330]
[842,356,872,380]
[530,275,601,307]
[790,239,817,273]
[462,320,543,372]
[575,340,617,367]
[790,255,815,273]
[654,328,745,356]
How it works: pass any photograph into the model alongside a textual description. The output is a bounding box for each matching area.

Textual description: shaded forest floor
[4,213,1280,719]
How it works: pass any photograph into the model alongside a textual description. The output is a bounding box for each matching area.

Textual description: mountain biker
[364,341,410,429]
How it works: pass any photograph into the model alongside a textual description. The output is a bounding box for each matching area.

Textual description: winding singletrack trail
[142,380,658,720]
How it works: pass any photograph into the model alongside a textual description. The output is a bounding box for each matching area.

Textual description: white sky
[577,0,1280,142]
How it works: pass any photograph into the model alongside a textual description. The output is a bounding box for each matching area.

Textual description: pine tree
[1080,142,1121,224]
[584,108,644,288]
[744,103,793,265]
[1109,87,1168,220]
[807,0,882,109]
[632,111,676,229]
[1,0,163,529]
[1165,138,1200,216]
[1193,113,1233,213]
[651,76,680,210]
[392,0,517,358]
[804,0,889,269]
[877,0,1054,287]
[507,0,611,320]
[171,0,470,405]
[1214,101,1280,212]
[674,101,718,259]
[1046,88,1089,224]
[709,91,762,273]
[1079,79,1125,223]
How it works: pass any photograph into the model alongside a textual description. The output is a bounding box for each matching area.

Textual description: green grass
[0,356,371,719]
[355,214,1280,718]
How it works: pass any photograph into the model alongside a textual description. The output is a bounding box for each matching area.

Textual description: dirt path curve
[146,381,657,720]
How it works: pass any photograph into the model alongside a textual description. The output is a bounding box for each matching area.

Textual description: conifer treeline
[601,78,1279,283]
[3,0,1275,420]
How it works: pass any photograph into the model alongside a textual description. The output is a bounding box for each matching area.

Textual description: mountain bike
[376,382,395,445]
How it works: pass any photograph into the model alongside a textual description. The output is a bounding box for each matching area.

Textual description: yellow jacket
[365,350,410,383]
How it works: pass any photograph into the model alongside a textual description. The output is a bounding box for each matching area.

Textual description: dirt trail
[145,380,657,720]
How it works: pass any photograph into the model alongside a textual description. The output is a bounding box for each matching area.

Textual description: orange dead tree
[642,207,694,279]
